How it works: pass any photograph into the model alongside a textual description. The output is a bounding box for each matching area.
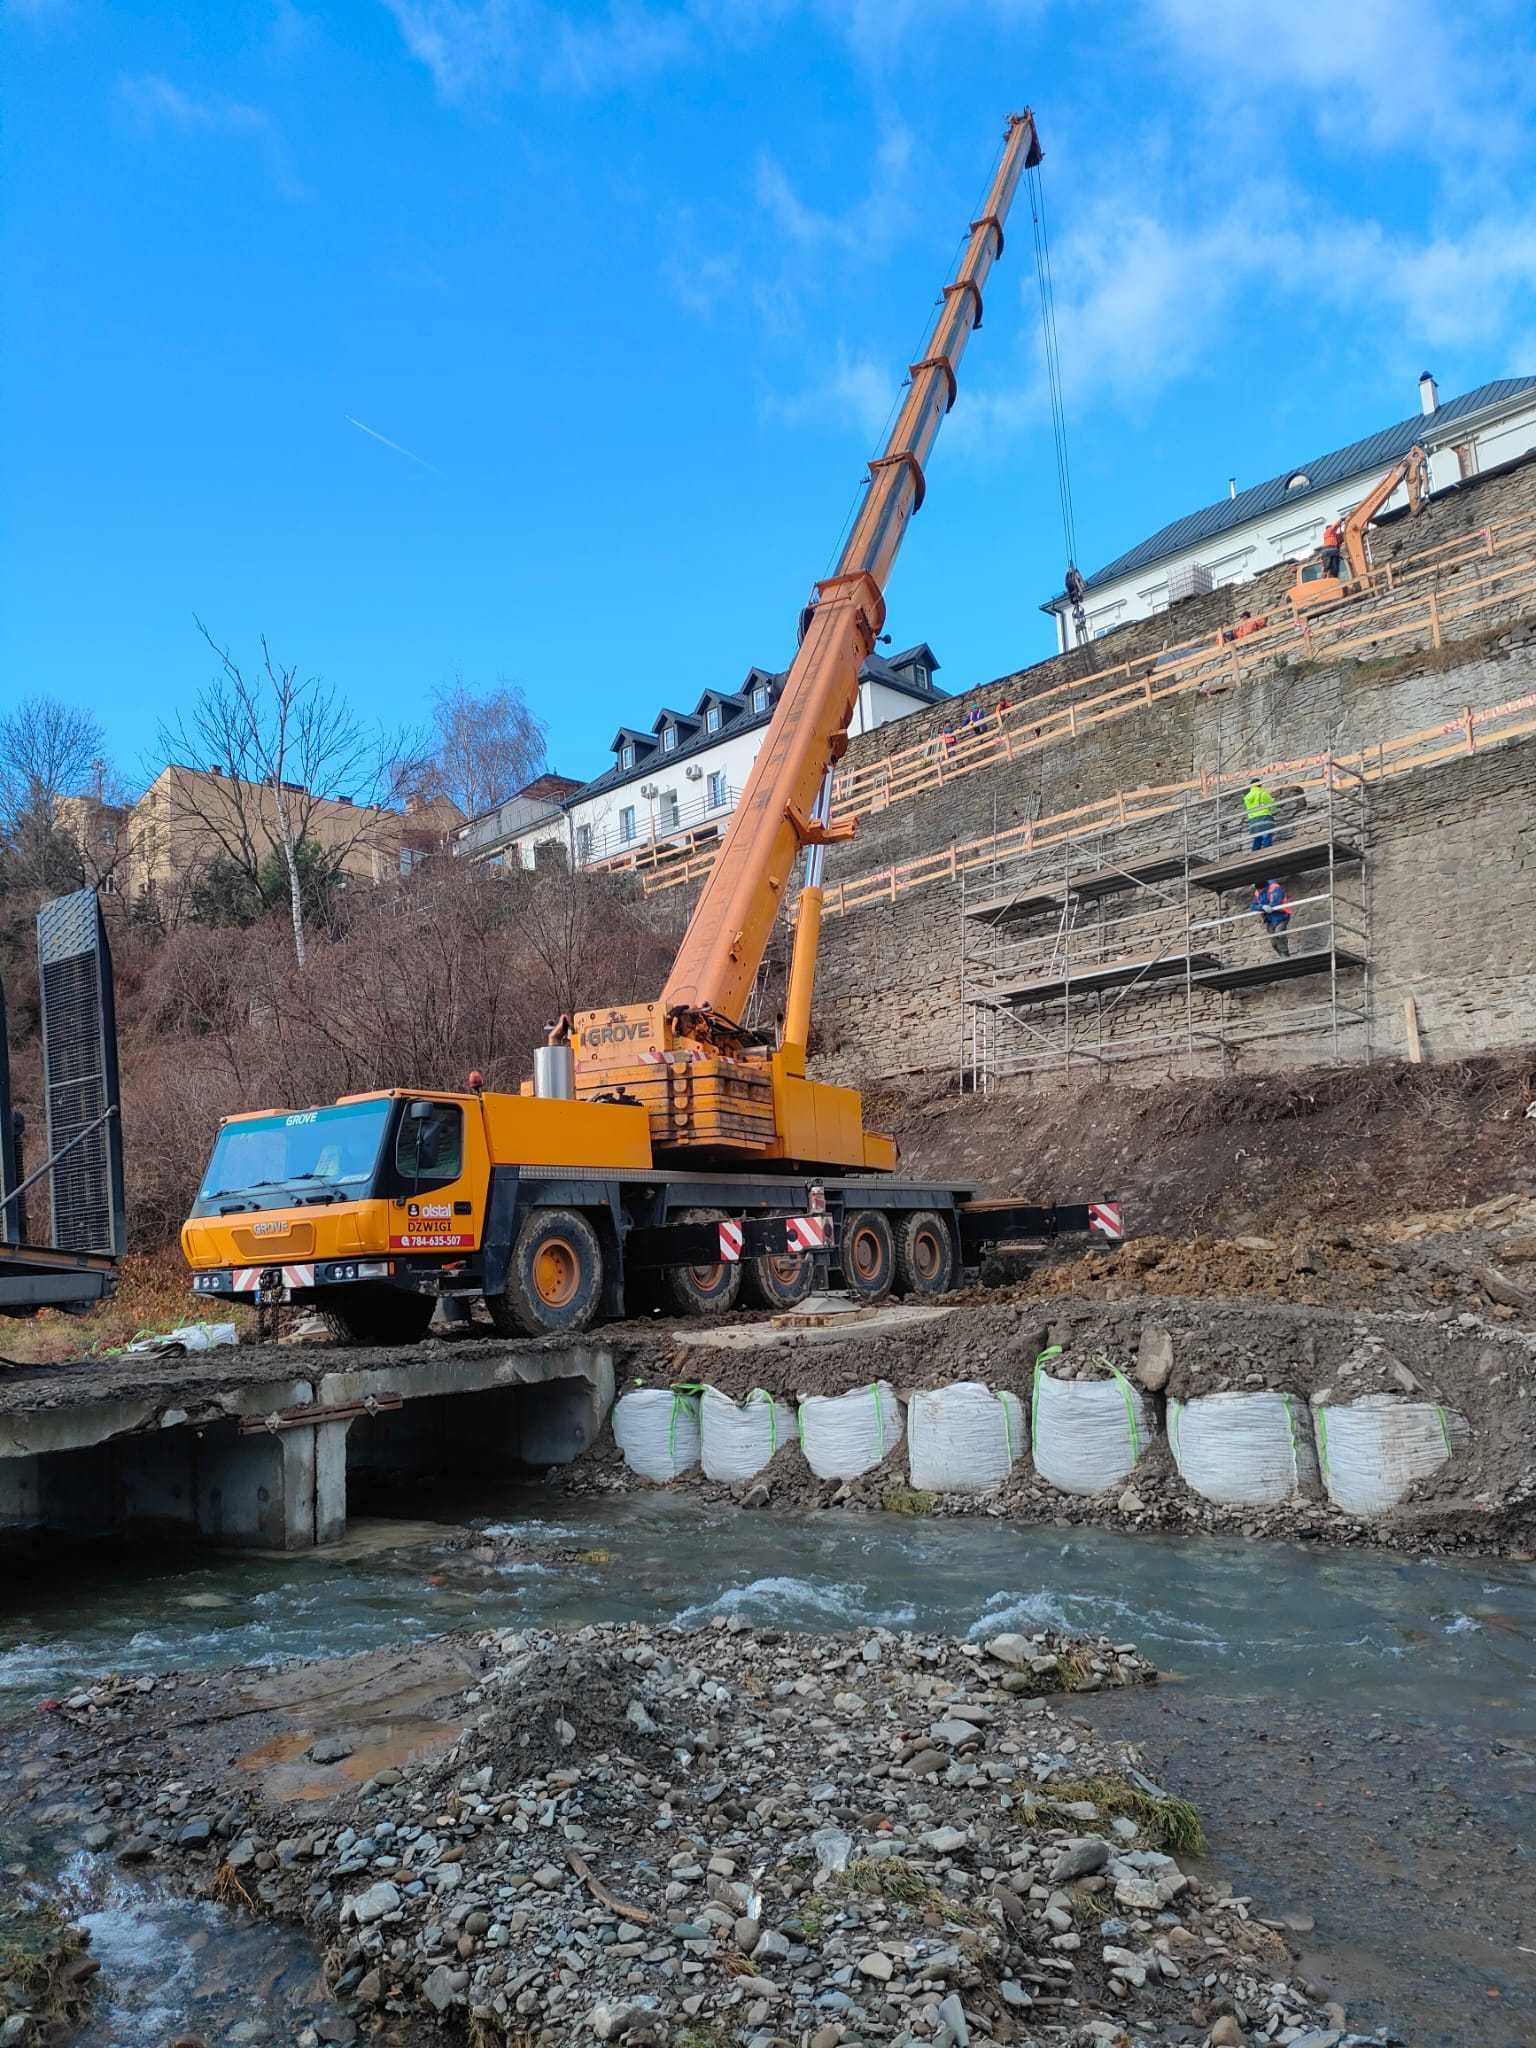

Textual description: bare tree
[420,675,548,820]
[0,697,108,892]
[157,626,421,965]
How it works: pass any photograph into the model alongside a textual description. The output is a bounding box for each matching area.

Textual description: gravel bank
[0,1623,1400,2047]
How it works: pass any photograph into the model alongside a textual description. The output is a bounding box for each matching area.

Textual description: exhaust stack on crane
[180,109,1125,1340]
[575,110,1043,1168]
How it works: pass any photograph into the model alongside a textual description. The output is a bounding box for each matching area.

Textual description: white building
[1043,373,1536,652]
[457,644,945,871]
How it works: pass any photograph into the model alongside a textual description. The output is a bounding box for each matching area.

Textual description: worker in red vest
[1251,877,1291,957]
[1320,517,1344,579]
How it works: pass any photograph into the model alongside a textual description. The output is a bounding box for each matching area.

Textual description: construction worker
[1243,775,1277,851]
[1251,878,1291,957]
[1320,517,1344,579]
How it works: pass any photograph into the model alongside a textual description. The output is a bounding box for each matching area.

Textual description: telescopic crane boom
[575,110,1042,1170]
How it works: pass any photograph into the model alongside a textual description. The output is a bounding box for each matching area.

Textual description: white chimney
[1419,370,1439,416]
[1228,476,1237,500]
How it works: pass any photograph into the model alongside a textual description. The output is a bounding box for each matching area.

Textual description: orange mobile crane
[182,110,1125,1339]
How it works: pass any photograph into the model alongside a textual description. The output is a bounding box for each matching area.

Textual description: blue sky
[6,0,1536,794]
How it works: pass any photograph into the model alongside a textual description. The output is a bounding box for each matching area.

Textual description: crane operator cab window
[396,1100,464,1189]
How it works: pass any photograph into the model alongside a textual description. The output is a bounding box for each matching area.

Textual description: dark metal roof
[1044,377,1536,609]
[567,650,947,808]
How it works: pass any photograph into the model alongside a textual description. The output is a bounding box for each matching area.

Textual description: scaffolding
[961,759,1370,1088]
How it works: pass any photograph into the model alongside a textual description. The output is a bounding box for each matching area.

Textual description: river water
[4,1494,1535,2043]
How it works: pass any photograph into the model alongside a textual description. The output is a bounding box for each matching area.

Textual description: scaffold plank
[1189,840,1364,894]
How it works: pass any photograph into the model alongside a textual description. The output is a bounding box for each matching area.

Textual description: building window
[659,790,680,829]
[575,823,593,863]
[661,725,677,753]
[620,743,635,771]
[707,769,727,809]
[705,704,722,733]
[1285,470,1311,491]
[752,685,770,714]
[910,664,929,689]
[619,805,636,844]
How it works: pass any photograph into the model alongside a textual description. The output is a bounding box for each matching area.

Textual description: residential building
[60,769,462,904]
[452,773,586,870]
[1043,373,1536,651]
[456,643,946,871]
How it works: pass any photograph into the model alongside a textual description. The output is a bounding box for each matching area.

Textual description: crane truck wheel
[893,1209,956,1299]
[322,1287,436,1346]
[741,1247,816,1312]
[841,1210,895,1303]
[490,1208,604,1337]
[664,1208,744,1317]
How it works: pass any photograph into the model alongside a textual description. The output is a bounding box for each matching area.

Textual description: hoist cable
[1027,161,1079,579]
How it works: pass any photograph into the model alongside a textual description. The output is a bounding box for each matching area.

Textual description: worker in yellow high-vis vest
[1244,776,1276,851]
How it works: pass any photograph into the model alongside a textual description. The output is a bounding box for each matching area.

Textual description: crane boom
[660,111,1041,1030]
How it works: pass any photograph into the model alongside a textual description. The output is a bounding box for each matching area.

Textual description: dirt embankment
[869,1050,1536,1244]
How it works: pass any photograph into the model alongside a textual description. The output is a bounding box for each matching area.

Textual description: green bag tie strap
[1101,1356,1141,1462]
[996,1390,1015,1461]
[1168,1397,1183,1458]
[749,1388,780,1454]
[871,1381,886,1455]
[1436,1404,1453,1456]
[1281,1392,1302,1484]
[667,1383,704,1461]
[1315,1405,1330,1476]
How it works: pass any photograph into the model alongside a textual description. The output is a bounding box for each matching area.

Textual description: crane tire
[741,1246,816,1312]
[664,1208,744,1317]
[893,1209,956,1299]
[489,1208,604,1337]
[323,1287,436,1346]
[841,1209,895,1303]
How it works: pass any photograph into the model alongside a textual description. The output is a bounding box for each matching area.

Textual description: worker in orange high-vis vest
[1251,877,1291,957]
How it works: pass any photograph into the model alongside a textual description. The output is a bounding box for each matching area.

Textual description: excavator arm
[1342,443,1428,580]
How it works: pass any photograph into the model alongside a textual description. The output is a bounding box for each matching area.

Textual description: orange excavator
[181,110,1125,1338]
[1291,443,1429,615]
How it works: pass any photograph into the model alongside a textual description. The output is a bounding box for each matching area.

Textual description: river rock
[857,1951,894,1981]
[1051,1836,1110,1882]
[309,1736,354,1764]
[921,1826,969,1855]
[982,1633,1031,1669]
[349,1880,400,1924]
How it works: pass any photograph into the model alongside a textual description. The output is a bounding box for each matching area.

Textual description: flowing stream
[3,1493,1534,2044]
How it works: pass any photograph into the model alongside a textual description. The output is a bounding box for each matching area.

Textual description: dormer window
[751,684,769,714]
[1285,471,1311,492]
[910,663,929,689]
[705,704,722,734]
[661,725,678,753]
[620,743,635,772]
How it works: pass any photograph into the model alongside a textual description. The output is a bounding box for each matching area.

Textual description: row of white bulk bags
[1315,1396,1467,1514]
[798,1380,903,1480]
[1168,1390,1319,1508]
[612,1387,703,1482]
[699,1386,797,1483]
[907,1381,1026,1493]
[1031,1357,1152,1496]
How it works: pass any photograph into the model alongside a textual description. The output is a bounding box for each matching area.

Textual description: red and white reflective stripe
[1088,1203,1125,1242]
[233,1267,261,1294]
[717,1220,744,1263]
[283,1263,316,1289]
[785,1215,827,1252]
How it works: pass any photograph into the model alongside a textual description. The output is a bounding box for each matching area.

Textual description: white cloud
[756,123,916,257]
[119,74,269,134]
[380,0,524,96]
[1145,0,1529,157]
[381,0,696,97]
[763,343,897,437]
[547,1,692,88]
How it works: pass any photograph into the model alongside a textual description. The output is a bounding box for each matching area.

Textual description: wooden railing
[630,508,1536,899]
[816,685,1536,920]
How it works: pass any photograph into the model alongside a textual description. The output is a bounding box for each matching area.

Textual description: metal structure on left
[0,888,123,1315]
